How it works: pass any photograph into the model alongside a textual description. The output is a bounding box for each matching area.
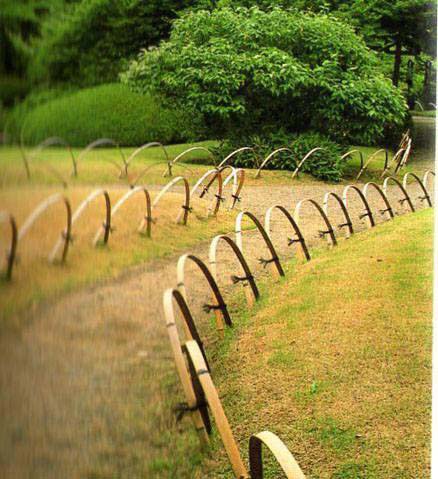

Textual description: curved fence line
[255,148,293,179]
[209,234,260,307]
[50,189,111,262]
[0,212,18,281]
[356,149,388,181]
[362,182,394,220]
[93,186,152,245]
[322,192,354,238]
[293,199,337,246]
[235,211,285,278]
[382,176,415,213]
[291,147,324,179]
[264,205,311,261]
[176,253,232,336]
[217,147,255,169]
[342,185,375,228]
[402,172,432,207]
[167,147,215,177]
[76,138,126,177]
[18,193,72,264]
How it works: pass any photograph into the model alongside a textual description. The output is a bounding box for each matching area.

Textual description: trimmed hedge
[213,131,345,182]
[9,83,203,147]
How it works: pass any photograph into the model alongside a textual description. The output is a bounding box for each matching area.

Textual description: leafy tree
[123,7,407,146]
[337,0,437,87]
[29,0,198,86]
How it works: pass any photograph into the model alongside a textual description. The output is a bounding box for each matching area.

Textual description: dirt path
[0,179,432,478]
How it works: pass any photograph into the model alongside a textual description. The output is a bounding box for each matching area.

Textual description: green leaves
[123,6,407,146]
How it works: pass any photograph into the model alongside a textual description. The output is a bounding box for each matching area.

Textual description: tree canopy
[123,7,407,145]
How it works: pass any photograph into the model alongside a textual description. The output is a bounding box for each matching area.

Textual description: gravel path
[0,175,433,478]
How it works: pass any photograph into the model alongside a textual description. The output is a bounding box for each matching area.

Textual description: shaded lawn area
[203,208,433,478]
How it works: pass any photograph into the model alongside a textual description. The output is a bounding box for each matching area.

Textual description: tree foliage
[123,7,407,145]
[29,0,197,86]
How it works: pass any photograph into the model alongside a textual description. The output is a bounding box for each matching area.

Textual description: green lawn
[181,208,433,478]
[0,142,419,188]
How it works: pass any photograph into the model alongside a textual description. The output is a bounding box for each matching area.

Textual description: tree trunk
[392,37,402,87]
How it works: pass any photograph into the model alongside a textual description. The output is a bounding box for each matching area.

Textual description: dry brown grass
[203,208,433,478]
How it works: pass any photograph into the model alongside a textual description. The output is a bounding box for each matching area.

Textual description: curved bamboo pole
[50,189,111,262]
[362,182,394,220]
[166,146,215,177]
[235,211,285,278]
[382,176,415,213]
[394,139,412,174]
[28,136,77,178]
[356,149,388,181]
[0,211,18,280]
[342,185,375,228]
[209,234,260,307]
[249,431,306,479]
[76,138,126,177]
[184,340,249,479]
[125,141,169,179]
[255,148,293,179]
[153,176,191,225]
[340,149,364,172]
[291,148,324,179]
[322,192,354,238]
[380,147,405,178]
[178,169,223,221]
[18,193,72,263]
[162,289,210,445]
[224,168,245,209]
[93,186,152,245]
[423,170,435,193]
[293,199,337,247]
[264,205,311,260]
[217,147,255,169]
[402,172,432,207]
[177,253,232,336]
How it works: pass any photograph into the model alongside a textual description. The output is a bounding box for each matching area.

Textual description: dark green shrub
[213,131,345,182]
[29,0,198,86]
[0,76,30,107]
[9,83,203,147]
[123,6,407,146]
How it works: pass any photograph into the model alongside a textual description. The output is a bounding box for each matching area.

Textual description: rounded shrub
[16,83,203,147]
[213,130,344,182]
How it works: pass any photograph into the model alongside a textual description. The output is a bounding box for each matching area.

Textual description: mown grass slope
[204,208,433,478]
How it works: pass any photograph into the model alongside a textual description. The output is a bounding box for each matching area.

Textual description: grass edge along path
[185,208,433,478]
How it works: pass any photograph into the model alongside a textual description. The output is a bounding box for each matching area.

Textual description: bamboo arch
[402,172,432,207]
[264,205,311,261]
[362,182,394,220]
[167,147,215,177]
[182,169,224,220]
[340,149,364,172]
[18,193,72,263]
[382,177,415,213]
[176,253,232,336]
[209,234,260,307]
[342,185,375,228]
[249,431,306,479]
[93,186,152,245]
[125,142,169,182]
[322,192,354,238]
[217,147,255,169]
[26,136,77,179]
[394,139,412,174]
[235,211,285,278]
[255,148,293,179]
[356,149,388,181]
[293,199,337,246]
[0,212,18,281]
[423,170,435,192]
[380,147,406,178]
[163,289,210,444]
[153,176,191,225]
[50,189,111,261]
[76,138,127,177]
[184,340,306,479]
[291,148,324,179]
[222,167,245,209]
